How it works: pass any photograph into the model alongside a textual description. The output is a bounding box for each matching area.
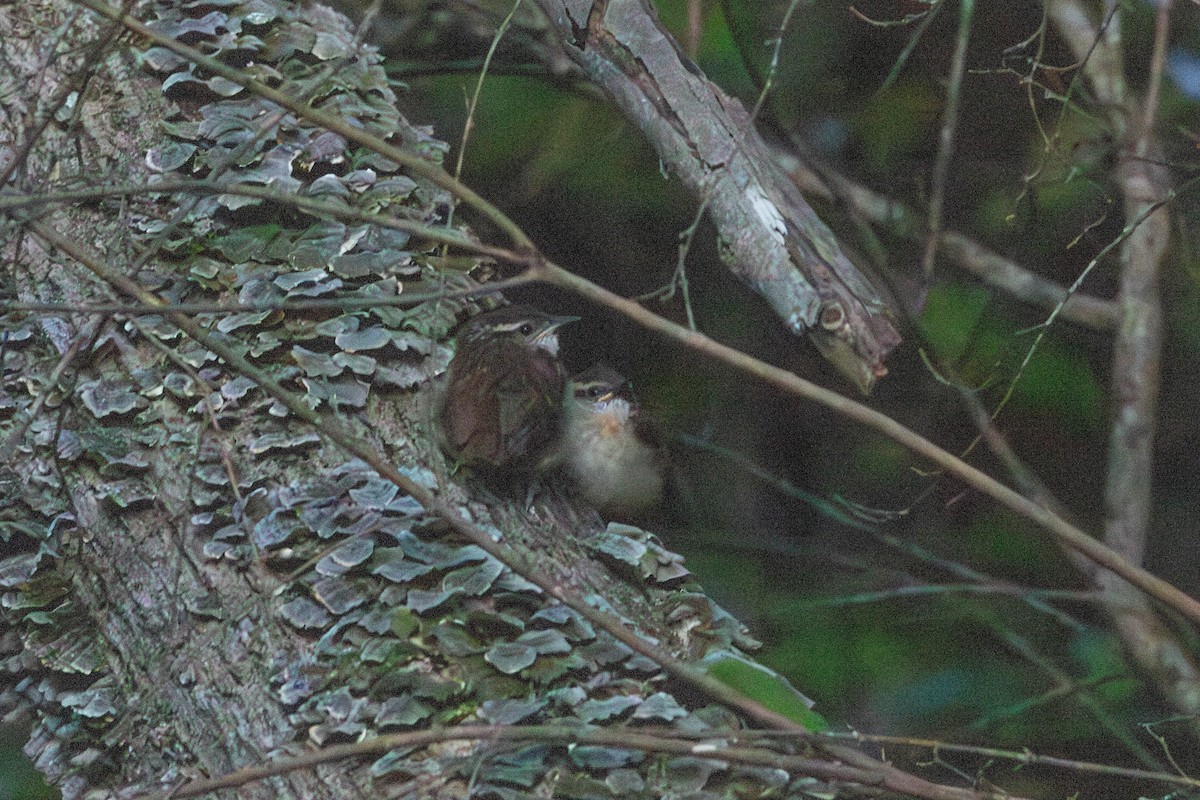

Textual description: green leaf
[210,224,282,262]
[700,650,827,731]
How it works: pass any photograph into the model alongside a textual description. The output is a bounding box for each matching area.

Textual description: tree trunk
[0,1,794,798]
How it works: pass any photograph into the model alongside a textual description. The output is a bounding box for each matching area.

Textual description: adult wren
[437,304,578,483]
[564,364,667,520]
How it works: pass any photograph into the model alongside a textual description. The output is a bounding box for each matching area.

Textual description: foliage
[3,0,1200,796]
[381,0,1200,791]
[1,0,853,798]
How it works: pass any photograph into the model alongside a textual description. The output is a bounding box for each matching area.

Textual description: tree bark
[0,1,802,798]
[0,2,1039,799]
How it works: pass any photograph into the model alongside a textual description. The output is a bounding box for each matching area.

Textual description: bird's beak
[547,314,580,332]
[534,315,579,356]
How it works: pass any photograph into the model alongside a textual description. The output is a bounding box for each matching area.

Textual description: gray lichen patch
[0,0,827,797]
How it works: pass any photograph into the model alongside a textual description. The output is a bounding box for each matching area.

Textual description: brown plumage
[438,305,576,479]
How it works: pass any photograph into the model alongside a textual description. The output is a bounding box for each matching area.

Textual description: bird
[437,304,578,486]
[563,363,667,520]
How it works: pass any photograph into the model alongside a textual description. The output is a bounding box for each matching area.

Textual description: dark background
[383,0,1200,790]
[6,0,1200,796]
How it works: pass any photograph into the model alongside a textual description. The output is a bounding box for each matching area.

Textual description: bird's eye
[518,323,534,336]
[588,387,603,398]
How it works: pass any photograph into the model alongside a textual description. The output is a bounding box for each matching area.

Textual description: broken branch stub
[539,0,902,392]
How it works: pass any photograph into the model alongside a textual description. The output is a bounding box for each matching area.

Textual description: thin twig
[0,317,102,463]
[0,178,523,264]
[775,148,1121,330]
[0,1,123,188]
[134,723,1027,800]
[3,275,535,317]
[537,259,1200,625]
[70,0,536,251]
[830,729,1200,789]
[920,0,972,284]
[444,0,523,236]
[984,621,1167,768]
[27,218,995,800]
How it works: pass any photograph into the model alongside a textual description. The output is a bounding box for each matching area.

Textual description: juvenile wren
[564,364,666,519]
[437,304,577,481]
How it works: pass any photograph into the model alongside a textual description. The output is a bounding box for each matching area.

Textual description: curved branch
[529,0,902,392]
[26,218,996,800]
[535,258,1200,626]
[775,148,1122,330]
[1045,0,1200,724]
[71,0,537,253]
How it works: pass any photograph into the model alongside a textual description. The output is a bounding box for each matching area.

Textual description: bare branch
[25,215,990,800]
[537,259,1200,625]
[1046,0,1200,725]
[528,0,902,392]
[774,148,1122,330]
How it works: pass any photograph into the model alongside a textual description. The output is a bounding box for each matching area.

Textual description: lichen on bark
[0,1,819,799]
